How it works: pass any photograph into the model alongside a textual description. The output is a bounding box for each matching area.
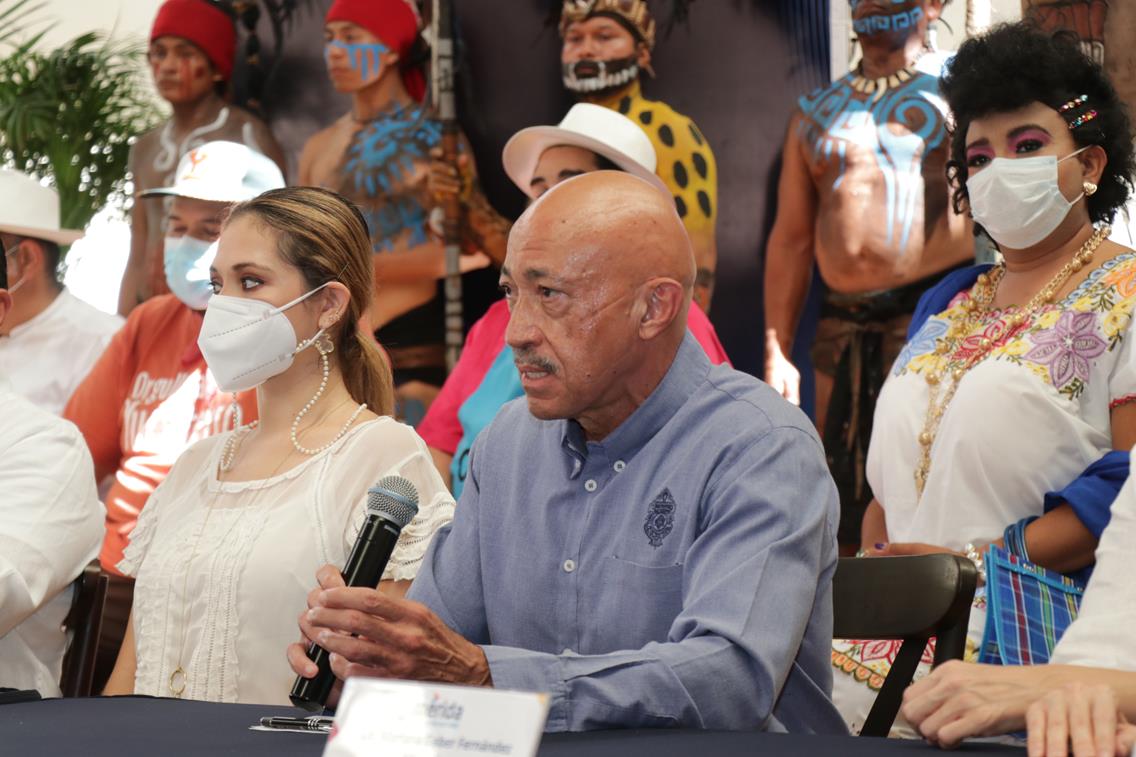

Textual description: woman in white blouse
[102,187,455,704]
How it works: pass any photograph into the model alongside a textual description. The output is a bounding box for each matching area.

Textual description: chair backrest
[832,554,978,737]
[59,561,108,697]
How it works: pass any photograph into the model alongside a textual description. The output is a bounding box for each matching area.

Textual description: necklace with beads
[913,225,1111,498]
[220,334,368,471]
[169,336,367,696]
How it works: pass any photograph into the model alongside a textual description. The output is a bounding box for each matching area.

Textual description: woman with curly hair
[832,22,1136,736]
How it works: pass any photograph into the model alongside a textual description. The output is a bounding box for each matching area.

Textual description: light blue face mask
[164,235,217,311]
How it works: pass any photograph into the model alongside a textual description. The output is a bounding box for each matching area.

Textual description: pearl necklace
[913,225,1111,498]
[291,339,368,456]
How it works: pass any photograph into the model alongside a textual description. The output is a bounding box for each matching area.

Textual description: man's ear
[0,289,11,328]
[318,282,352,330]
[924,0,945,23]
[637,278,684,341]
[9,239,41,282]
[637,43,653,76]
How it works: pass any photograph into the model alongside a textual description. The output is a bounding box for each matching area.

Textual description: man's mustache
[513,349,558,374]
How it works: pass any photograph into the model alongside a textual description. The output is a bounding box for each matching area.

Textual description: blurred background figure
[0,170,123,414]
[299,0,497,425]
[118,0,285,316]
[557,0,718,310]
[764,0,974,554]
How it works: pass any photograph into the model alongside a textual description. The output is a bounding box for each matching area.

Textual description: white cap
[141,141,285,203]
[0,169,83,245]
[502,103,669,199]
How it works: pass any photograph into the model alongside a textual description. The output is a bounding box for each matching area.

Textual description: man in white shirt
[0,258,104,696]
[0,169,123,414]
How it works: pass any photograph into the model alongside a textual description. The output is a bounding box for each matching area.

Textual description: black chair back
[832,554,978,737]
[60,561,107,697]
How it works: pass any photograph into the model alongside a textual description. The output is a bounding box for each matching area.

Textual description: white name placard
[323,679,550,757]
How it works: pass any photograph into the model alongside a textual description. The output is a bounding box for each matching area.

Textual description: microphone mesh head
[366,475,419,529]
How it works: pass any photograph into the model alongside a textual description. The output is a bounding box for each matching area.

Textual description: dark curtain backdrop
[242,0,831,380]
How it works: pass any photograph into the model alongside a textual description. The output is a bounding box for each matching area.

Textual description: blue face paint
[796,70,948,251]
[325,40,389,82]
[852,6,924,36]
[343,104,443,252]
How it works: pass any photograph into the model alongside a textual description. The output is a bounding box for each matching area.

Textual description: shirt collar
[559,331,710,468]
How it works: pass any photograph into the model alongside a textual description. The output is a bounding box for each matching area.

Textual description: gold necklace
[913,225,1111,498]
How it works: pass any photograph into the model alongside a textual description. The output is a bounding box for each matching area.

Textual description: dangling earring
[1083,181,1098,196]
[290,333,334,456]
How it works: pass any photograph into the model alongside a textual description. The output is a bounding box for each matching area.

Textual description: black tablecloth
[0,696,1025,756]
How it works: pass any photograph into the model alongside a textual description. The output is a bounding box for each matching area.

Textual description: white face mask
[967,147,1089,249]
[197,282,333,393]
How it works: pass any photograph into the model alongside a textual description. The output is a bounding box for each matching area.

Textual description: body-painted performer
[429,0,718,307]
[763,0,973,550]
[119,0,286,316]
[558,0,719,310]
[299,0,499,421]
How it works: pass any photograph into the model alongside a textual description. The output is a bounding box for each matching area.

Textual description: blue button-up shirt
[408,333,844,733]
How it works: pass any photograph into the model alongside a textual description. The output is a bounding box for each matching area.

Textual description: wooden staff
[432,0,463,372]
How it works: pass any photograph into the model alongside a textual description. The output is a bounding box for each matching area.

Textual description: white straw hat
[0,169,83,245]
[141,141,285,203]
[503,103,669,199]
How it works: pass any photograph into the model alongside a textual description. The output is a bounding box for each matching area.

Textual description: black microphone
[290,475,419,710]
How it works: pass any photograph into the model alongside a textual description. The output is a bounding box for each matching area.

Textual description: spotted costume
[558,0,718,304]
[594,80,718,288]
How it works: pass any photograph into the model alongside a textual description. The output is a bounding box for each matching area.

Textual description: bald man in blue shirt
[291,171,845,734]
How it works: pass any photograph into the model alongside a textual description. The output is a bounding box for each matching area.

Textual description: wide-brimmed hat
[0,169,83,245]
[503,103,669,199]
[141,141,285,203]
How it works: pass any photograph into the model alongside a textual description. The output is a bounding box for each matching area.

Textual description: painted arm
[763,112,819,405]
[371,240,490,284]
[118,145,147,316]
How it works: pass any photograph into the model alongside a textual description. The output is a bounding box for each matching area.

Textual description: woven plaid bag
[977,545,1086,666]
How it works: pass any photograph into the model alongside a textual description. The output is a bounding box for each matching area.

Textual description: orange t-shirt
[64,294,258,574]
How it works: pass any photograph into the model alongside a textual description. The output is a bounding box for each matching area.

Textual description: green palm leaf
[0,22,161,240]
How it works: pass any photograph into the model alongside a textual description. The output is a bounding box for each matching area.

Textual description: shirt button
[613,460,626,473]
[584,479,598,492]
[562,559,576,573]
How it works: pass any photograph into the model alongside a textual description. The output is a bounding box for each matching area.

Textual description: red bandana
[150,0,236,82]
[325,0,425,101]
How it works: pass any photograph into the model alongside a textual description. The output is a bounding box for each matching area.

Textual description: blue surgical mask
[164,235,216,311]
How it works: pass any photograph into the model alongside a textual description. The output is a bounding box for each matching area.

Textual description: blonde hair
[227,187,395,416]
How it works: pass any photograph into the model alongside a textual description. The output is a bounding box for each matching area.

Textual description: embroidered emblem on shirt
[644,488,676,548]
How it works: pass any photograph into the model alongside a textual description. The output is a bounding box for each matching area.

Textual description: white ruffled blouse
[119,416,455,705]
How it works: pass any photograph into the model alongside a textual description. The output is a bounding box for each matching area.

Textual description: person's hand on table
[902,660,1043,748]
[288,563,492,689]
[1026,683,1136,757]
